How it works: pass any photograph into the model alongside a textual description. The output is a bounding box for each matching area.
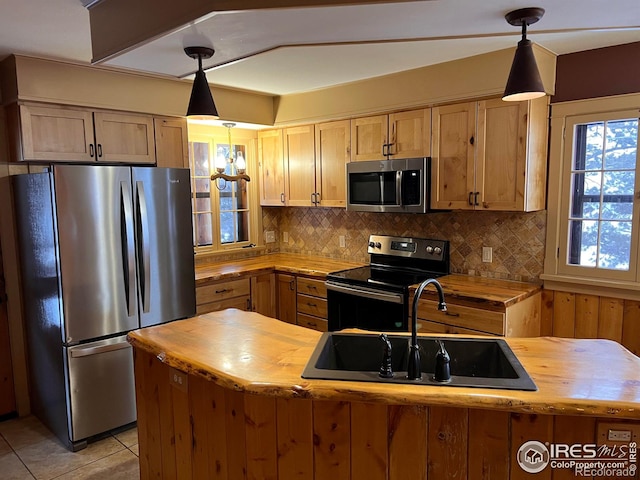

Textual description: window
[544,96,640,292]
[566,118,638,271]
[188,125,260,252]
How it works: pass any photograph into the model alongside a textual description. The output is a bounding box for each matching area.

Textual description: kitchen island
[128,310,640,480]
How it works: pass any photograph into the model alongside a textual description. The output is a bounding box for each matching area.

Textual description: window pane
[236,211,249,242]
[220,212,234,244]
[195,178,210,194]
[604,120,638,169]
[576,122,603,171]
[196,213,212,246]
[191,142,210,176]
[195,197,211,212]
[599,221,632,270]
[568,220,598,267]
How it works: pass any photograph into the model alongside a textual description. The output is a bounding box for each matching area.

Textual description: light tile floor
[0,416,139,479]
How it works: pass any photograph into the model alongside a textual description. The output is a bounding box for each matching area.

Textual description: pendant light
[211,122,250,189]
[502,7,546,102]
[184,46,219,118]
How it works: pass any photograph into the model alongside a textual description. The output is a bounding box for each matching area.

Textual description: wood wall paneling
[427,407,468,480]
[351,402,388,480]
[543,289,640,356]
[468,409,510,480]
[313,400,351,479]
[510,413,553,480]
[276,398,313,479]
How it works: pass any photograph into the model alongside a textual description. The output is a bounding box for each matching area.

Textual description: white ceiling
[0,0,639,96]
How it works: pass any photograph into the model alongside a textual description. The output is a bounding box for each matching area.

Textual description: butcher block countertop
[128,310,640,419]
[195,253,541,307]
[195,253,362,285]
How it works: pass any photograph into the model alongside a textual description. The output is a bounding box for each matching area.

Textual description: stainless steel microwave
[346,157,431,213]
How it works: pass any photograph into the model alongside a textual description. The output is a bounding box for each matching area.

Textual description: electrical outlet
[283,231,289,243]
[339,235,346,248]
[265,231,276,243]
[482,246,492,263]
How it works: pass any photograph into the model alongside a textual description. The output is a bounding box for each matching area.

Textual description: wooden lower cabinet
[413,291,541,337]
[195,277,251,314]
[134,348,634,480]
[250,273,276,317]
[296,276,328,332]
[276,273,297,324]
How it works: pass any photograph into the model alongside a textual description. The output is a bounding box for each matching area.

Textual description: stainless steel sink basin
[301,332,537,391]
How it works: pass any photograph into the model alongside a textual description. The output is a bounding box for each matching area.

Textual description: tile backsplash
[263,207,546,283]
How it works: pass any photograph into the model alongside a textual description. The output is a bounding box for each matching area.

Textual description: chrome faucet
[407,278,447,380]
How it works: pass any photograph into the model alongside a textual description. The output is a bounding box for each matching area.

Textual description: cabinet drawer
[416,319,498,336]
[297,313,328,332]
[196,296,250,315]
[415,299,505,335]
[196,278,251,305]
[296,293,327,318]
[297,277,327,298]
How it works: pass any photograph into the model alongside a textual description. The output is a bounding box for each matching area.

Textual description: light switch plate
[482,246,492,263]
[339,235,346,248]
[265,230,276,243]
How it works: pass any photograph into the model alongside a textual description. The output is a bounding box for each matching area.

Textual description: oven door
[326,281,408,331]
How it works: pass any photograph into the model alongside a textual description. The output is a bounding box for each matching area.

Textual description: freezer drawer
[66,336,136,442]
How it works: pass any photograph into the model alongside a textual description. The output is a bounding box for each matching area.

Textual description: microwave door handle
[396,170,402,206]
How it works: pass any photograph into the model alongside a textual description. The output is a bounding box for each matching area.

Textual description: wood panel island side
[127,310,640,480]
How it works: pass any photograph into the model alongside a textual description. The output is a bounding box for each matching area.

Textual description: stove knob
[425,245,434,254]
[368,241,375,248]
[433,246,443,255]
[375,242,382,249]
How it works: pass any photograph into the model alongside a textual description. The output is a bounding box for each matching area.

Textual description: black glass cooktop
[327,265,443,292]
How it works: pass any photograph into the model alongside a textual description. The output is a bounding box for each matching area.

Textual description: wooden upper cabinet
[153,117,189,168]
[431,97,548,212]
[431,102,476,210]
[17,104,94,162]
[350,115,387,161]
[476,97,548,211]
[258,129,286,206]
[315,119,350,207]
[13,103,156,164]
[284,125,316,207]
[93,111,154,164]
[388,109,431,158]
[350,109,430,162]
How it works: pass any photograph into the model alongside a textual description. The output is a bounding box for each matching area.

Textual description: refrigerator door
[66,336,136,443]
[53,165,139,343]
[132,167,196,327]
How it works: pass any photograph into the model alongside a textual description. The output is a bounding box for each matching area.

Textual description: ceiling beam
[88,0,426,64]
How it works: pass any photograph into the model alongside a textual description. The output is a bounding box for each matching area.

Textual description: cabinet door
[258,129,286,206]
[153,117,189,168]
[251,273,276,317]
[475,99,528,211]
[18,104,94,162]
[284,125,316,206]
[315,120,350,207]
[94,111,155,164]
[350,115,388,161]
[276,273,297,324]
[388,109,431,158]
[431,102,476,210]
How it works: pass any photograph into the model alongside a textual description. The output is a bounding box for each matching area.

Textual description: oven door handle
[326,281,405,304]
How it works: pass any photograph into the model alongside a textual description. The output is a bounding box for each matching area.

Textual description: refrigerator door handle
[120,181,136,317]
[136,181,151,313]
[70,340,131,358]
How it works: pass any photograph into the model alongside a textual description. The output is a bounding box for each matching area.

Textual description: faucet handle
[378,334,394,379]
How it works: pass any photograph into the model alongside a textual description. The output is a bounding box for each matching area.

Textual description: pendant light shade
[185,46,219,118]
[502,8,546,102]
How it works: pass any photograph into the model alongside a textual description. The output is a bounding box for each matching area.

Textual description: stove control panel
[367,235,448,262]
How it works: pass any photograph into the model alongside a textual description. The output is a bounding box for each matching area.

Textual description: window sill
[540,273,640,301]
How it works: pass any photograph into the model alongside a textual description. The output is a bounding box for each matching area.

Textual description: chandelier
[211,122,251,188]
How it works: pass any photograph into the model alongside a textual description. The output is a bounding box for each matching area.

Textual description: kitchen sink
[301,332,537,391]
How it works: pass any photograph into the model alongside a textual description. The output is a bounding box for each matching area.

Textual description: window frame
[187,124,261,255]
[543,94,640,298]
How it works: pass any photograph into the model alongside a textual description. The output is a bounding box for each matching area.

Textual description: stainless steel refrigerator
[13,165,196,451]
